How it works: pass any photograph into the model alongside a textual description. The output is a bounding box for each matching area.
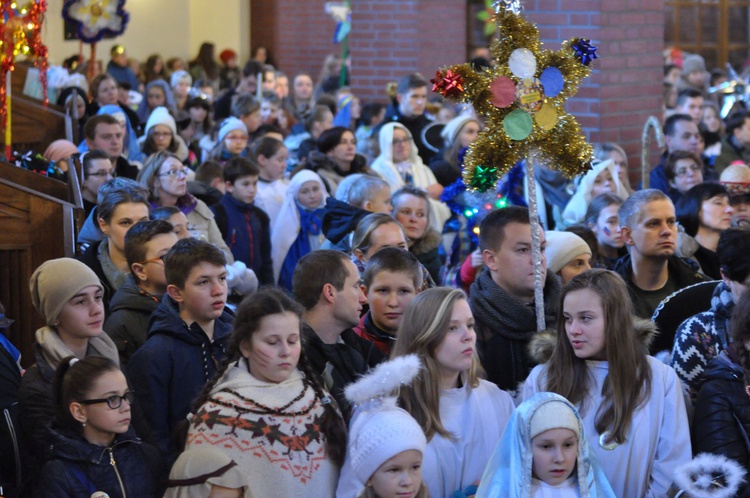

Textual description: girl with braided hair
[183,287,346,496]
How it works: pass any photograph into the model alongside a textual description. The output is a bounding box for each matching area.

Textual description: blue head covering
[136,79,177,122]
[475,392,615,498]
[78,104,146,163]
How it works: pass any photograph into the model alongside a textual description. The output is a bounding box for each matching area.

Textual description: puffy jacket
[127,295,233,462]
[692,352,750,497]
[104,278,162,365]
[37,426,163,498]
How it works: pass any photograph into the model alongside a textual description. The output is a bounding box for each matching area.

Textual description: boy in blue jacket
[128,238,233,464]
[211,157,274,286]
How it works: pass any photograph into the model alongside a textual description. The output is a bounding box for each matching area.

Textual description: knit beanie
[545,231,592,274]
[345,354,426,486]
[349,399,427,485]
[171,70,192,89]
[29,258,102,326]
[218,117,248,143]
[529,399,580,440]
[682,54,706,76]
[145,106,177,136]
[165,446,251,498]
[219,49,237,64]
[440,115,477,145]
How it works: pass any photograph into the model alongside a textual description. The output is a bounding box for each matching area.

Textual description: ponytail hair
[53,356,121,431]
[187,287,348,465]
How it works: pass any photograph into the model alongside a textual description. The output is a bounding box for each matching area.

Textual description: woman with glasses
[371,122,451,231]
[676,182,734,279]
[138,151,233,262]
[80,150,116,217]
[36,356,163,497]
[19,259,120,483]
[664,150,704,202]
[138,107,190,164]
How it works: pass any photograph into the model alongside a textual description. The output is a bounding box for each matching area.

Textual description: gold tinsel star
[437,7,596,191]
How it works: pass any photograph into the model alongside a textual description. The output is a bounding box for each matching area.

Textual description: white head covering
[545,231,592,274]
[440,115,478,146]
[271,169,329,283]
[370,122,451,229]
[561,159,630,227]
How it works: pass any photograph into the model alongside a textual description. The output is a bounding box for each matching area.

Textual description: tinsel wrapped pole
[525,153,545,331]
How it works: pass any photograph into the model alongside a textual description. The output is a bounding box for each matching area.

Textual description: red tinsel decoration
[1,0,49,134]
[430,69,465,99]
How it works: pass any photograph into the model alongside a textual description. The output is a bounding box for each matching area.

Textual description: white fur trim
[344,354,421,405]
[672,453,746,498]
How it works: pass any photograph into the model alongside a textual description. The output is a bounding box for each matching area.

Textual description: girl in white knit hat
[336,355,428,498]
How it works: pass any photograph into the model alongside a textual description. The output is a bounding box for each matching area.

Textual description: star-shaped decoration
[62,0,130,43]
[435,5,596,191]
[469,164,498,191]
[431,69,465,99]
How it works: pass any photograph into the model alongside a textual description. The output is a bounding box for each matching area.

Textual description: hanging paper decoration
[62,0,129,43]
[433,1,598,192]
[324,1,351,88]
[1,0,49,160]
[62,0,129,81]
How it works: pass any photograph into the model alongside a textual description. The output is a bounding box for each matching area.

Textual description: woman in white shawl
[561,159,630,228]
[271,169,329,290]
[371,122,451,231]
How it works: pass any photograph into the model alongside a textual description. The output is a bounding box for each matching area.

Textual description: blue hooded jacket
[127,295,233,464]
[475,392,615,498]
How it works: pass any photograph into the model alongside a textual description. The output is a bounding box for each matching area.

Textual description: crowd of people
[3,42,750,498]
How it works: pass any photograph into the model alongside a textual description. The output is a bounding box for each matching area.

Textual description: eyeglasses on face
[153,131,173,139]
[159,168,189,179]
[87,170,115,178]
[392,136,413,146]
[140,254,167,265]
[79,391,136,409]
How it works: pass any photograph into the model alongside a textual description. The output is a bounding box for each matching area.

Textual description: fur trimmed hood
[669,453,746,498]
[409,226,442,256]
[528,317,660,364]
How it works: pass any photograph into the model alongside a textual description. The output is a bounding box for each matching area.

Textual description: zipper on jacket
[108,448,127,498]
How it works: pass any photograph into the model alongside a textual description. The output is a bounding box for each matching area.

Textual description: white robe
[255,178,289,228]
[524,357,692,498]
[336,379,514,498]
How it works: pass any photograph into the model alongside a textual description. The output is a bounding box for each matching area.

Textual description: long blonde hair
[391,287,480,441]
[544,269,651,445]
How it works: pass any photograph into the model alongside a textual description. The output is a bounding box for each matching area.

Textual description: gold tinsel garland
[435,9,597,191]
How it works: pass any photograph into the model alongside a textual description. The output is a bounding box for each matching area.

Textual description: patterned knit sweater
[186,359,339,496]
[669,281,735,398]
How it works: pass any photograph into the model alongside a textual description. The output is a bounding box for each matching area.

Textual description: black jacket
[36,426,163,498]
[128,296,233,462]
[302,324,386,420]
[322,197,369,245]
[693,351,750,497]
[104,278,161,365]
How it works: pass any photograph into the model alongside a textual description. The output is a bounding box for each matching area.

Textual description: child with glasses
[209,116,252,164]
[36,356,163,497]
[80,149,116,218]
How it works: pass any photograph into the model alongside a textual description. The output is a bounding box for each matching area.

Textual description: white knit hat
[440,115,478,145]
[145,106,177,137]
[529,399,580,439]
[170,70,192,89]
[545,230,592,274]
[218,117,248,143]
[345,355,426,485]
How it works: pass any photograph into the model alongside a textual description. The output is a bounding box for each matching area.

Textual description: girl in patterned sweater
[185,287,347,496]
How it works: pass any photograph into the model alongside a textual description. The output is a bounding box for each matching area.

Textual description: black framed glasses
[79,391,136,409]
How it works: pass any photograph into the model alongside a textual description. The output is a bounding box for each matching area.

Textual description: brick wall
[264,0,665,181]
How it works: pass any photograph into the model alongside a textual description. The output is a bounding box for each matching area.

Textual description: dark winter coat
[409,227,444,284]
[37,426,162,498]
[692,351,750,497]
[613,253,708,320]
[302,323,386,421]
[469,269,561,392]
[104,278,162,365]
[212,193,274,286]
[0,339,23,495]
[127,295,233,462]
[321,197,368,247]
[77,239,115,315]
